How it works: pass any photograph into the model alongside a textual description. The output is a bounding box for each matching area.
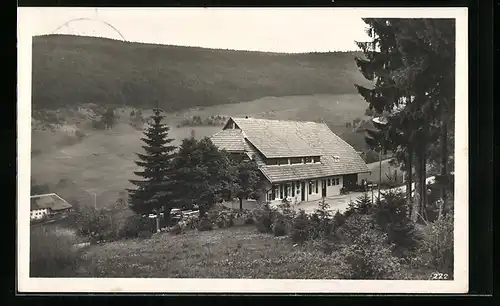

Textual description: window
[272,186,277,200]
[277,158,289,165]
[304,156,313,163]
[280,184,284,199]
[335,178,340,185]
[308,181,313,195]
[290,157,302,164]
[315,180,319,193]
[292,183,295,196]
[267,159,279,166]
[328,179,331,186]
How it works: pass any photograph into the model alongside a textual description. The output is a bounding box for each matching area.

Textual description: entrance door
[301,181,306,201]
[321,180,327,197]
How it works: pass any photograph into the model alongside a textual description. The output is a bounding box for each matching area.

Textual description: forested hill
[32,35,371,111]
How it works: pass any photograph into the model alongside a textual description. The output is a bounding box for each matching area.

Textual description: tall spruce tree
[354,18,455,222]
[354,18,418,216]
[127,108,176,232]
[392,19,456,215]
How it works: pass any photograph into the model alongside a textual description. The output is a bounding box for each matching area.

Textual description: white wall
[30,208,49,220]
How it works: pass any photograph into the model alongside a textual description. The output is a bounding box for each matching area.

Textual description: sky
[22,8,372,53]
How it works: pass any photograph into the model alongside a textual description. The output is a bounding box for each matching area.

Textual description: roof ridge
[30,193,57,198]
[231,116,324,125]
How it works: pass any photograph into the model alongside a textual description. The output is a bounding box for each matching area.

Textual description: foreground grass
[76,226,341,279]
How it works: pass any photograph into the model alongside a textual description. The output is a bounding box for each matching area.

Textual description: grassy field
[32,35,372,111]
[31,93,369,208]
[70,225,434,279]
[76,225,340,278]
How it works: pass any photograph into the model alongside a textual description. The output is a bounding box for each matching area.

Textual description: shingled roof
[30,193,72,211]
[210,129,245,152]
[211,117,370,183]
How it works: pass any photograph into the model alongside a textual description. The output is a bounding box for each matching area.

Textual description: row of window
[266,156,321,166]
[269,177,341,200]
[31,210,47,216]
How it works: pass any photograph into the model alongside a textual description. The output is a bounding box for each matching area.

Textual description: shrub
[364,107,374,116]
[75,129,86,141]
[337,229,402,279]
[197,216,214,231]
[30,226,80,277]
[272,218,287,237]
[289,209,310,243]
[119,214,152,239]
[332,210,347,229]
[418,212,454,276]
[373,190,420,256]
[252,203,274,233]
[74,206,122,243]
[308,198,334,240]
[345,193,373,218]
[337,215,402,279]
[91,119,106,130]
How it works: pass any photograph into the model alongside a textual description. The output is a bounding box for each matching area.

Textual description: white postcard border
[17,7,469,293]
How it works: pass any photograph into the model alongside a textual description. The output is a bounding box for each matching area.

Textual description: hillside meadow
[31,94,370,208]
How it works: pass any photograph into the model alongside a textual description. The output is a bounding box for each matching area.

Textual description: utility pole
[378,144,382,200]
[85,190,97,209]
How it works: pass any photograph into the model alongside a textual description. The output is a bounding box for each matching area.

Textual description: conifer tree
[170,137,236,217]
[354,18,418,215]
[127,108,176,232]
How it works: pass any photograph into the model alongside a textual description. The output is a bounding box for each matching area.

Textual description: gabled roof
[210,129,245,152]
[30,193,72,211]
[211,117,370,182]
[230,117,322,158]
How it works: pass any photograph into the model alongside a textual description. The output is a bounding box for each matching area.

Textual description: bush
[197,216,214,231]
[92,119,106,130]
[74,206,122,243]
[308,198,334,240]
[272,218,287,237]
[30,226,80,277]
[418,212,454,276]
[289,210,310,243]
[373,190,420,256]
[364,108,375,116]
[119,214,153,239]
[337,215,402,279]
[337,229,402,279]
[75,129,86,141]
[252,203,274,233]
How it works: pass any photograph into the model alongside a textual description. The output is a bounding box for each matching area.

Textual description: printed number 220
[430,272,449,280]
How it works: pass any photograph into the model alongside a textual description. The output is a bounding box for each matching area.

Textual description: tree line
[127,108,261,232]
[355,18,455,222]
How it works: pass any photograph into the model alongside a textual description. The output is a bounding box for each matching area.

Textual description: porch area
[265,175,346,206]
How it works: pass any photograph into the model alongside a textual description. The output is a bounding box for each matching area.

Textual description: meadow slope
[32,35,372,111]
[31,94,370,208]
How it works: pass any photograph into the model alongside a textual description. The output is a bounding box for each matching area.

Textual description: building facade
[211,117,370,205]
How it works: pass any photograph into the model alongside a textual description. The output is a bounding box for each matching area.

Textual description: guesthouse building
[210,117,370,205]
